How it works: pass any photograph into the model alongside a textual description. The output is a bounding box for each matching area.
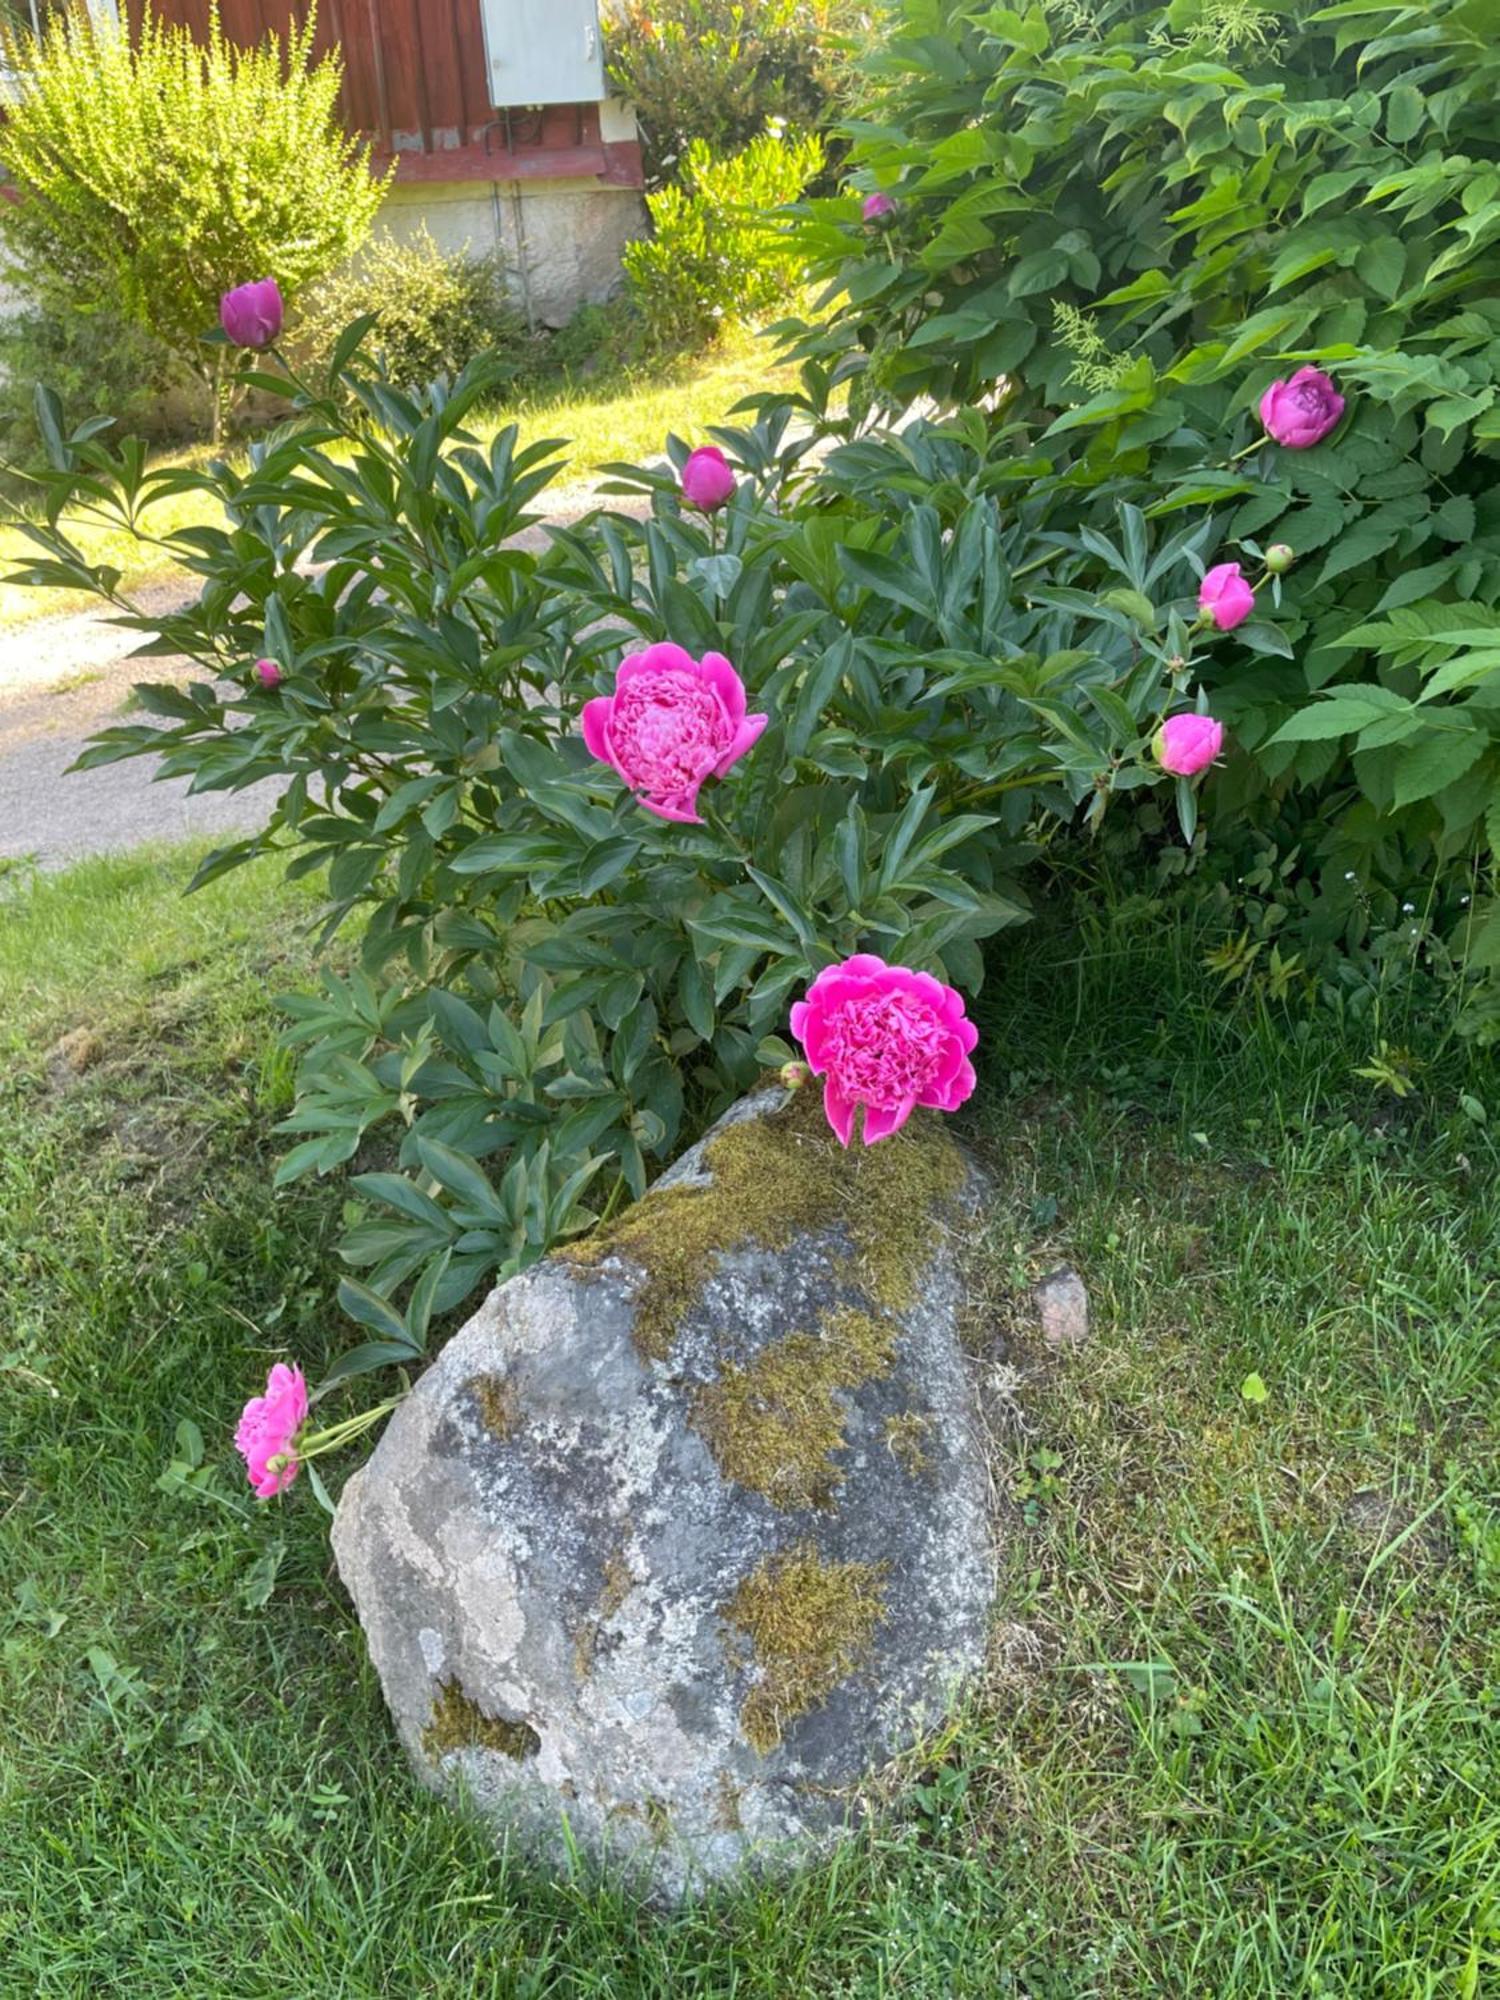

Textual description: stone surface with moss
[334,1086,996,1904]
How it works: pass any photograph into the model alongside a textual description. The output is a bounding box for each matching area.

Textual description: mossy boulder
[332,1087,996,1902]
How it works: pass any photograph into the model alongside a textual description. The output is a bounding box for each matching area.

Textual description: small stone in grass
[1034,1266,1089,1350]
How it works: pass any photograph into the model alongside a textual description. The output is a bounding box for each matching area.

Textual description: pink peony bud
[1259,366,1344,449]
[789,954,978,1148]
[778,1060,810,1091]
[862,191,897,224]
[581,641,768,823]
[220,278,284,350]
[1154,713,1225,777]
[1265,543,1295,574]
[679,445,736,513]
[234,1362,308,1499]
[1198,562,1255,632]
[254,657,283,688]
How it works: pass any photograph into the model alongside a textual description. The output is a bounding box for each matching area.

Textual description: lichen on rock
[725,1541,890,1755]
[333,1085,996,1902]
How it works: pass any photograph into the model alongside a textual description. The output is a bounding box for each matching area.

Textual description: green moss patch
[569,1087,967,1364]
[421,1681,540,1763]
[466,1371,521,1441]
[884,1411,934,1477]
[692,1308,897,1509]
[573,1547,636,1680]
[724,1541,889,1755]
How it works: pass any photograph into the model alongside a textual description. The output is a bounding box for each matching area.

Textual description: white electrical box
[478,0,606,109]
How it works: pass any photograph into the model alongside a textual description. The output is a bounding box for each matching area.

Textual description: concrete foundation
[379,173,647,330]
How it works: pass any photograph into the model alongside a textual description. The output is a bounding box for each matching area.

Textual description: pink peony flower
[1154,713,1225,777]
[582,642,768,822]
[254,657,283,688]
[234,1362,308,1499]
[220,278,284,350]
[789,953,978,1148]
[1259,366,1344,449]
[1198,562,1255,632]
[862,191,897,224]
[680,445,737,512]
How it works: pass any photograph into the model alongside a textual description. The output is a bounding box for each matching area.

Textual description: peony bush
[5,310,1266,1427]
[787,0,1500,1030]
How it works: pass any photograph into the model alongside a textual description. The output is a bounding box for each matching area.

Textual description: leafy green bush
[625,127,824,349]
[607,0,863,188]
[296,229,529,397]
[4,335,1262,1368]
[0,287,181,472]
[0,4,387,436]
[787,0,1500,1029]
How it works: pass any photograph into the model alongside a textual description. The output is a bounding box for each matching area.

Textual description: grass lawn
[0,342,784,630]
[2,849,1497,1996]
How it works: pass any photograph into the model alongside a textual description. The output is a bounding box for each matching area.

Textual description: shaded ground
[2,851,1496,1996]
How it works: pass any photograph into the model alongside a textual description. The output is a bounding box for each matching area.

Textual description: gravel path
[0,494,640,869]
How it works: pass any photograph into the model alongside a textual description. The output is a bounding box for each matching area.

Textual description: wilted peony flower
[679,445,736,512]
[254,657,283,688]
[789,954,978,1148]
[219,278,284,349]
[862,191,897,224]
[234,1362,308,1499]
[1265,543,1295,574]
[1198,562,1255,631]
[581,641,767,822]
[1154,713,1225,777]
[1259,366,1344,449]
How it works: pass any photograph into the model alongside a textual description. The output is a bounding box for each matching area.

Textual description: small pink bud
[220,278,284,350]
[1198,561,1255,632]
[1265,543,1295,574]
[862,191,897,225]
[778,1060,810,1091]
[254,657,283,688]
[679,445,736,513]
[1154,714,1225,778]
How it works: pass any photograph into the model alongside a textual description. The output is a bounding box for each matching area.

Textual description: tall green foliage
[607,0,863,188]
[5,330,1261,1356]
[624,127,825,347]
[0,3,387,429]
[788,0,1500,1022]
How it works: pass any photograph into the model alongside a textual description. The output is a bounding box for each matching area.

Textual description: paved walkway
[0,494,641,869]
[0,586,283,869]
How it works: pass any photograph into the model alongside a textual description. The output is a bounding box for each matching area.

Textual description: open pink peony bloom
[220,278,284,350]
[1259,366,1344,449]
[1198,562,1255,632]
[254,657,283,688]
[582,642,767,822]
[1154,713,1224,777]
[680,445,736,512]
[862,191,897,224]
[789,953,978,1148]
[234,1362,308,1499]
